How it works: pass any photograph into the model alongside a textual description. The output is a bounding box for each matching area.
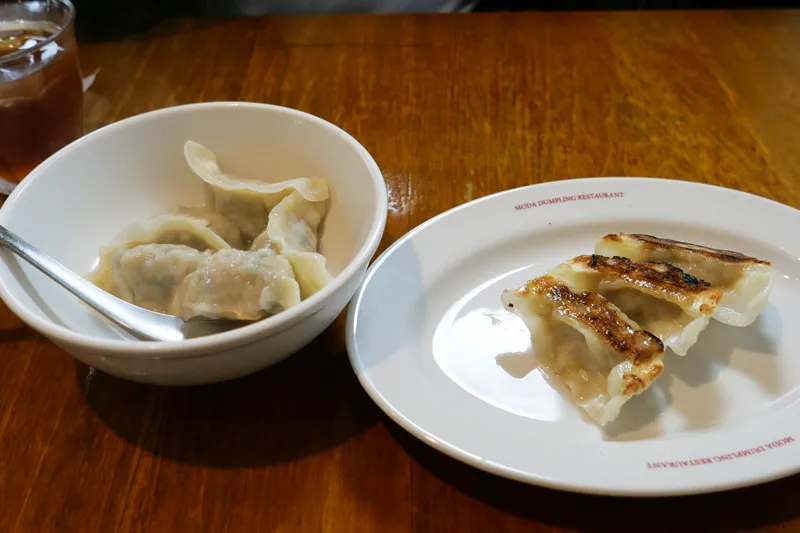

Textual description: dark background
[72,0,800,41]
[479,0,800,6]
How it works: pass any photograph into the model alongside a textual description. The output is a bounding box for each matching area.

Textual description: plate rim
[345,176,800,497]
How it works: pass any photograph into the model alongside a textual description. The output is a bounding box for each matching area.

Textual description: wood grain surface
[2,10,800,533]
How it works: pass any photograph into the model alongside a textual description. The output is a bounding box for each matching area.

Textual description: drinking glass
[0,0,83,184]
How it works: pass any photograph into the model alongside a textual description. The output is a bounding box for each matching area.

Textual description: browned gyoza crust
[568,254,722,315]
[602,233,771,266]
[506,275,664,367]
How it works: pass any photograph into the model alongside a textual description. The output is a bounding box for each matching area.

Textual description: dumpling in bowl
[250,191,324,253]
[101,213,233,252]
[501,275,665,427]
[596,233,774,327]
[170,247,301,321]
[184,140,330,243]
[88,213,234,292]
[174,206,244,249]
[90,244,207,314]
[549,255,722,356]
[250,191,333,299]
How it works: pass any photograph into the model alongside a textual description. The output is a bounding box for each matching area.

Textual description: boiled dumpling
[86,141,334,328]
[89,213,233,292]
[101,213,232,252]
[250,191,333,299]
[90,244,206,314]
[277,251,332,300]
[549,255,722,356]
[184,140,330,242]
[501,275,665,427]
[596,233,774,327]
[170,247,301,321]
[175,206,244,249]
[250,190,325,253]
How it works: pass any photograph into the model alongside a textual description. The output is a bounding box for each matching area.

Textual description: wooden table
[2,9,800,532]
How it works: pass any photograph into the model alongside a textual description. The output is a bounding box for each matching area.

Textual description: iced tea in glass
[0,0,83,183]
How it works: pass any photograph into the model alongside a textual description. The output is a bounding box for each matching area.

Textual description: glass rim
[0,0,76,67]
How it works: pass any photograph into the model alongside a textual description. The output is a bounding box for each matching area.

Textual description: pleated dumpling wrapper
[174,206,244,250]
[596,234,774,327]
[184,140,329,243]
[501,275,665,427]
[250,190,333,299]
[549,255,722,356]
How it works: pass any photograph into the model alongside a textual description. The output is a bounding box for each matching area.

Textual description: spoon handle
[0,224,185,341]
[0,178,16,197]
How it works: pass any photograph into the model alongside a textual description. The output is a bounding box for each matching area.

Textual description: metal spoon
[0,223,188,341]
[0,178,17,197]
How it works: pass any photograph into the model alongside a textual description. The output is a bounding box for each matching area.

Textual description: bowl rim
[0,102,388,359]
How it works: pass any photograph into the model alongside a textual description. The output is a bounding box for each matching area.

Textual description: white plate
[346,177,800,497]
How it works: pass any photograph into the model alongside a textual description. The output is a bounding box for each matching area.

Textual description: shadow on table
[386,420,800,531]
[78,315,380,467]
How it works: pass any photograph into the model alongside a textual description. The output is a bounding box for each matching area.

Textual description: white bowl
[0,102,387,385]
